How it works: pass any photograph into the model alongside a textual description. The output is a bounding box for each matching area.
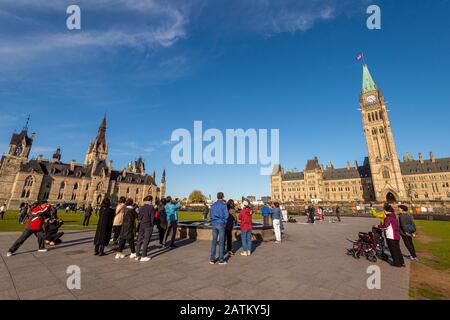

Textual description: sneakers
[228,251,235,256]
[275,241,281,244]
[6,252,13,257]
[219,261,228,265]
[115,253,125,259]
[129,253,137,259]
[37,249,48,253]
[247,250,251,256]
[209,260,215,265]
[140,257,151,262]
[240,251,248,256]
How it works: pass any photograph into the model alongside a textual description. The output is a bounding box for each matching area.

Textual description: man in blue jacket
[164,196,182,248]
[209,192,229,265]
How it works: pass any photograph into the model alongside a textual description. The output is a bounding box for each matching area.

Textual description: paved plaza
[0,217,410,300]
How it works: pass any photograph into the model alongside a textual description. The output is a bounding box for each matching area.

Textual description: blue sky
[1,0,449,199]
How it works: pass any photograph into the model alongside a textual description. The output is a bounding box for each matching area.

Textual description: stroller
[347,227,388,262]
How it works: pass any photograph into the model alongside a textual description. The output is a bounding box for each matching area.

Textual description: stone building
[271,64,450,204]
[0,116,166,209]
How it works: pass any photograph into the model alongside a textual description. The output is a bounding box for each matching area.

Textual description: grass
[0,210,265,232]
[414,220,450,270]
[409,220,450,300]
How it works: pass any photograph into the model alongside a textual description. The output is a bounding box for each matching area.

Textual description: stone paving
[0,217,410,300]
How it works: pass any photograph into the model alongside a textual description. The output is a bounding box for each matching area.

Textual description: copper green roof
[362,64,377,93]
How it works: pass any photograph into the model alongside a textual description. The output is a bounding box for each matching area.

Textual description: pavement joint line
[0,254,20,300]
[30,251,79,300]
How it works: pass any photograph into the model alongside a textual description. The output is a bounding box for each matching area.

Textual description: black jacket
[138,204,155,229]
[94,206,114,245]
[120,206,137,240]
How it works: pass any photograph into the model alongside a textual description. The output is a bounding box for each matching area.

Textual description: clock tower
[359,64,406,203]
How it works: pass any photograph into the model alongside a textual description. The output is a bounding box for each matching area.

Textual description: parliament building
[271,64,450,204]
[0,116,166,209]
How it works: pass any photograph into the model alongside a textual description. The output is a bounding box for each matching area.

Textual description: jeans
[273,219,281,242]
[136,227,153,257]
[164,221,178,246]
[210,224,225,262]
[241,230,252,252]
[9,227,45,253]
[83,215,91,226]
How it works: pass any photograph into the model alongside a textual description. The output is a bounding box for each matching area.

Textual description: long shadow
[13,237,95,256]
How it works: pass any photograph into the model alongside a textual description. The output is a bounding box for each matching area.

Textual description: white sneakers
[240,251,248,256]
[129,253,137,259]
[37,249,48,253]
[6,252,13,257]
[115,253,125,259]
[140,257,151,262]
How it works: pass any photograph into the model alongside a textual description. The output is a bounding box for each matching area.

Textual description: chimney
[430,151,435,163]
[70,160,76,171]
[354,160,359,169]
[419,153,424,164]
[109,160,113,171]
[37,154,43,161]
[346,161,351,170]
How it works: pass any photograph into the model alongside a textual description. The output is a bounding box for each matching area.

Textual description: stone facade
[0,116,166,209]
[271,64,450,204]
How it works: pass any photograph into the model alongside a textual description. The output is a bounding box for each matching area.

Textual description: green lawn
[414,220,450,270]
[0,210,265,232]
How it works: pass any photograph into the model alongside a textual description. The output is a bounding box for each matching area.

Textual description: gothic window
[368,114,372,122]
[382,168,390,179]
[375,112,379,121]
[96,182,103,191]
[74,183,78,190]
[136,188,139,195]
[60,182,65,189]
[86,184,90,191]
[372,128,377,135]
[379,127,384,134]
[379,111,383,120]
[24,176,34,187]
[14,146,22,156]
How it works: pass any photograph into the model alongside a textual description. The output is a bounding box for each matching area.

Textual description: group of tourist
[371,203,418,267]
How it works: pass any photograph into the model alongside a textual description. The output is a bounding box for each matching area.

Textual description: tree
[188,190,206,203]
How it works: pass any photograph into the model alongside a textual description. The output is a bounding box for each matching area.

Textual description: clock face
[366,95,376,103]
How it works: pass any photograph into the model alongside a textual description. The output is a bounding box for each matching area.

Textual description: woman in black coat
[115,199,138,259]
[156,198,168,246]
[94,198,114,256]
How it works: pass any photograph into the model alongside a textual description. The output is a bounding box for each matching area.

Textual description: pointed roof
[94,115,107,149]
[362,64,377,93]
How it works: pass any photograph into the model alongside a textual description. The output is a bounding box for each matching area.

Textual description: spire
[362,64,377,93]
[23,114,31,132]
[161,169,166,183]
[94,115,107,151]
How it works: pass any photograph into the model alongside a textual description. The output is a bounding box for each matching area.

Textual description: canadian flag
[356,53,364,61]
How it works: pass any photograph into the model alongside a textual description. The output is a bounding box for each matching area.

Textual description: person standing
[115,199,137,259]
[261,203,271,227]
[239,200,253,256]
[202,202,209,221]
[307,205,316,224]
[209,192,229,264]
[136,196,155,262]
[224,199,237,256]
[18,203,29,224]
[0,203,6,220]
[375,204,405,267]
[7,201,50,256]
[156,198,168,246]
[398,205,418,261]
[335,206,341,222]
[93,198,114,256]
[83,204,93,226]
[112,197,126,245]
[271,202,282,243]
[164,197,181,248]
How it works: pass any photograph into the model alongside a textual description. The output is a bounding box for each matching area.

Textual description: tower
[0,119,35,205]
[359,64,406,202]
[84,115,108,165]
[159,169,166,199]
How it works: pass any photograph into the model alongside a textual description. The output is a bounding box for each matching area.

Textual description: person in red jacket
[239,200,253,256]
[7,201,50,256]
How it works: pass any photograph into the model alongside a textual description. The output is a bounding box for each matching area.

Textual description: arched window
[15,146,22,156]
[74,183,78,190]
[368,114,372,122]
[382,168,390,179]
[24,176,34,187]
[372,128,377,135]
[379,111,383,120]
[96,182,103,191]
[60,182,65,189]
[136,188,139,195]
[379,127,384,134]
